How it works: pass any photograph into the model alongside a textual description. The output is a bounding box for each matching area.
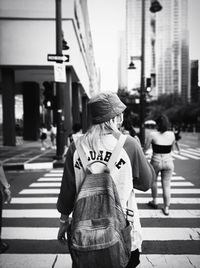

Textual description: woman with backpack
[57,92,155,268]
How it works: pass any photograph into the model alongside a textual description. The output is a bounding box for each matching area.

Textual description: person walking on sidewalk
[50,124,57,149]
[40,123,48,150]
[57,92,155,267]
[0,164,11,253]
[144,114,175,216]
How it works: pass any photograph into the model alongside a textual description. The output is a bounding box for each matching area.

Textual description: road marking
[172,153,188,160]
[49,169,63,173]
[37,177,61,181]
[135,188,200,194]
[19,189,60,194]
[178,151,200,160]
[11,196,200,205]
[184,148,200,156]
[139,210,200,218]
[24,163,53,170]
[3,209,59,218]
[136,197,200,204]
[2,227,58,240]
[2,227,200,241]
[3,209,200,218]
[11,197,58,204]
[157,181,194,187]
[157,175,184,180]
[44,173,62,177]
[29,182,61,187]
[142,227,200,240]
[30,181,194,188]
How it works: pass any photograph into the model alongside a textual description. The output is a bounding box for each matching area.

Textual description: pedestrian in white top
[144,114,175,215]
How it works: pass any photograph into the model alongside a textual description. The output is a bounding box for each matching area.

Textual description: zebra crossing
[1,169,200,268]
[146,144,200,161]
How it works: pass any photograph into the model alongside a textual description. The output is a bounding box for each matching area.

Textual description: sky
[88,0,200,92]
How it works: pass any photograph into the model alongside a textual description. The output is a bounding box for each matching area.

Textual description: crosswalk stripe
[29,181,193,188]
[24,163,53,170]
[142,227,200,240]
[2,164,200,267]
[2,227,200,241]
[136,197,200,204]
[11,197,58,204]
[50,169,63,173]
[11,196,200,205]
[3,209,200,218]
[37,178,62,181]
[139,210,200,218]
[183,148,200,156]
[19,188,200,195]
[157,181,193,186]
[2,227,58,240]
[44,173,62,177]
[29,182,61,187]
[135,188,200,194]
[19,189,60,194]
[3,209,59,218]
[177,152,200,160]
[187,147,200,152]
[168,175,185,180]
[172,153,188,160]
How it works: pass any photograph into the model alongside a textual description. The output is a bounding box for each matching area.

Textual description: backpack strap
[75,134,127,173]
[75,142,90,172]
[107,134,127,172]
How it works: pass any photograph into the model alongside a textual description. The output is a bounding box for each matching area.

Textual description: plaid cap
[88,92,126,124]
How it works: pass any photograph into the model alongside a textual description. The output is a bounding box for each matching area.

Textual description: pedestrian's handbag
[67,135,132,268]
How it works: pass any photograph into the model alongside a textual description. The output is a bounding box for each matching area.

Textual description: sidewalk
[0,139,65,170]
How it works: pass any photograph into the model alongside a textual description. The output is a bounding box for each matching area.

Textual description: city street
[0,136,200,268]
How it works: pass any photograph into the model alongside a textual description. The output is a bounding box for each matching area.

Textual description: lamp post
[55,0,64,159]
[129,0,162,147]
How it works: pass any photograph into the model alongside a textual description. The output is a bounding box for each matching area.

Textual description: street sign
[54,63,66,83]
[47,54,69,63]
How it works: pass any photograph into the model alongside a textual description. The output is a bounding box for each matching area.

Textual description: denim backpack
[67,134,132,268]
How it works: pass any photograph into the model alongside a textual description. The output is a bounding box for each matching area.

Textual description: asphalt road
[1,135,200,268]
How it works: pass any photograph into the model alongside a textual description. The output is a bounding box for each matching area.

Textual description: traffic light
[43,82,56,110]
[62,31,69,50]
[146,78,151,88]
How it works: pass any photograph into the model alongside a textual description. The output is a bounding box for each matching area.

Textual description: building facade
[190,60,200,103]
[0,0,99,147]
[123,0,190,102]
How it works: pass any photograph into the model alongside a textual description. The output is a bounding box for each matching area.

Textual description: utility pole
[55,0,64,159]
[140,0,146,147]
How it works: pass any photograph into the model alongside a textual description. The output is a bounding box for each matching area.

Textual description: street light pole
[55,0,64,159]
[140,0,146,147]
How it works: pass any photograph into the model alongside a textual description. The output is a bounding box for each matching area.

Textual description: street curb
[3,161,64,171]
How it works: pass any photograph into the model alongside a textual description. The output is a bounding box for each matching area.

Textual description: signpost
[47,54,69,63]
[54,63,66,83]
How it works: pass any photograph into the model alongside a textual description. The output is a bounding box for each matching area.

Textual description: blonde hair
[76,115,121,151]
